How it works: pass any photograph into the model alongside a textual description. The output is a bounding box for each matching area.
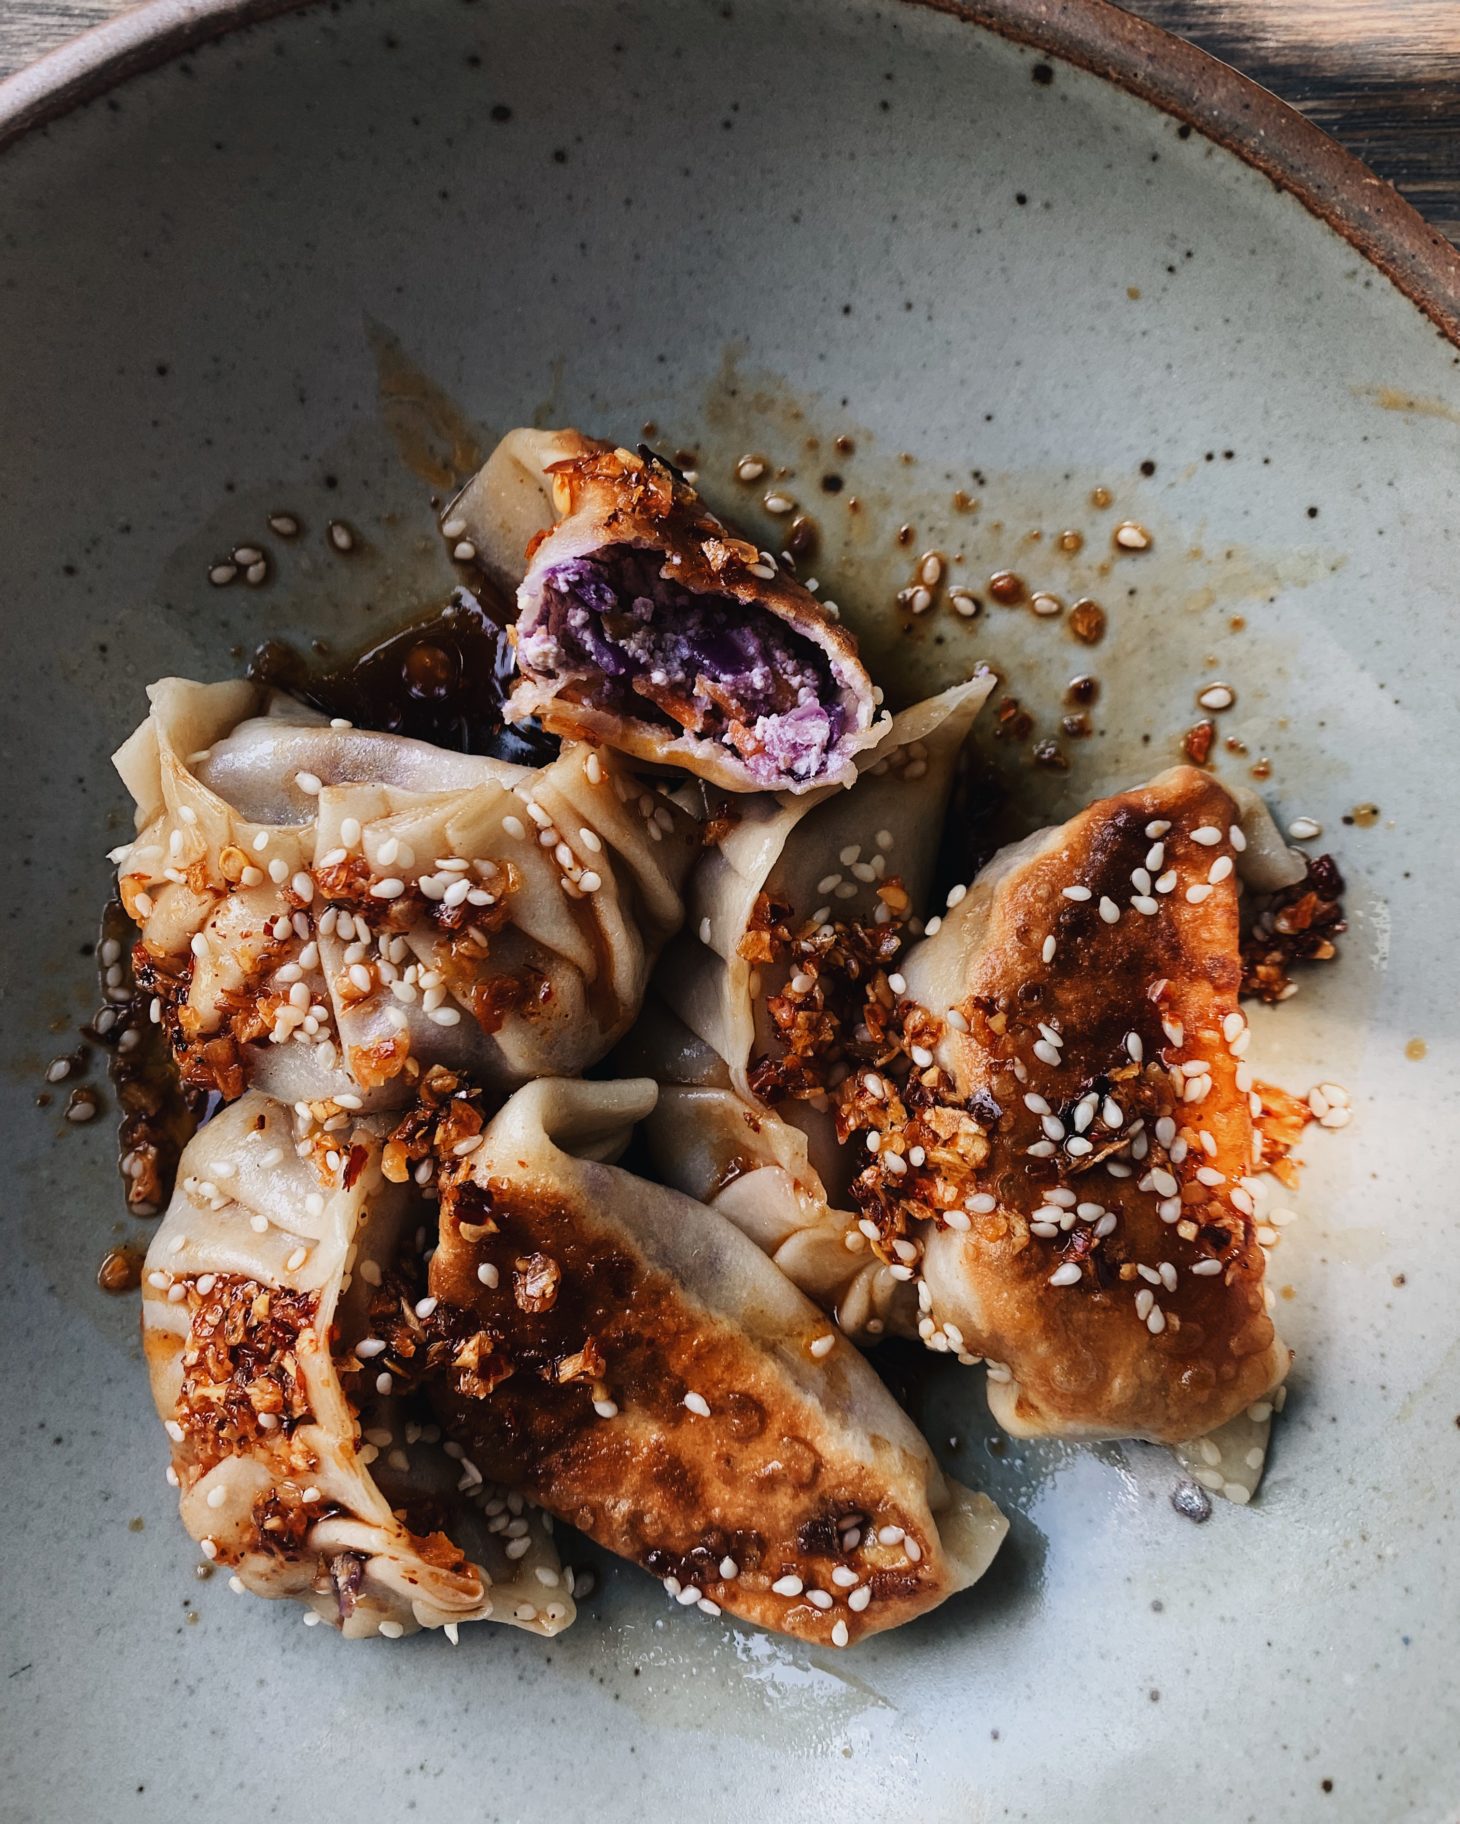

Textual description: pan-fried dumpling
[893,765,1302,1463]
[407,1076,1005,1646]
[474,430,878,792]
[661,674,993,1199]
[141,1092,575,1637]
[114,678,696,1108]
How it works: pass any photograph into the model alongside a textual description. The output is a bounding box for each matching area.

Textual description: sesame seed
[1287,816,1322,841]
[370,877,406,899]
[1098,896,1120,924]
[1062,884,1092,902]
[772,1574,804,1597]
[1197,683,1234,711]
[1208,855,1234,884]
[1146,1306,1166,1334]
[1048,1262,1082,1287]
[848,1586,872,1612]
[1114,521,1151,550]
[683,1391,711,1417]
[946,883,967,910]
[1185,883,1213,905]
[809,1334,836,1359]
[831,1620,850,1647]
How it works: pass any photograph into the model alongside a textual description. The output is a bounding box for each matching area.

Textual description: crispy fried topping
[175,1276,317,1470]
[1241,854,1346,1004]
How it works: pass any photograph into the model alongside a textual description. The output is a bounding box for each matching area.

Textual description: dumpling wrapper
[424,1077,1006,1646]
[141,1092,575,1638]
[643,1084,917,1344]
[898,765,1300,1464]
[114,678,696,1109]
[483,430,877,793]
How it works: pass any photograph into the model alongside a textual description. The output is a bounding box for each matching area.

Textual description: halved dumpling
[141,1092,574,1638]
[488,433,878,792]
[893,766,1304,1458]
[412,1076,1006,1646]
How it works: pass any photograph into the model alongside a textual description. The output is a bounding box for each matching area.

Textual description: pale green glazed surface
[1,3,1456,1820]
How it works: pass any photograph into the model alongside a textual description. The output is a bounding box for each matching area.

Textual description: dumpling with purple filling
[487,433,877,793]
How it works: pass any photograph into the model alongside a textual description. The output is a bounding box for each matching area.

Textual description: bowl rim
[1,0,1458,347]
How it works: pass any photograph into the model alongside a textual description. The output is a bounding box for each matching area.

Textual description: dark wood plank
[1126,1,1460,241]
[1,0,1457,240]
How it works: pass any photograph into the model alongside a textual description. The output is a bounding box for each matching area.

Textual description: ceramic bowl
[1,4,1456,1820]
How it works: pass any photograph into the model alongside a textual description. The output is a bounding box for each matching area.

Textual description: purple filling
[521,548,848,784]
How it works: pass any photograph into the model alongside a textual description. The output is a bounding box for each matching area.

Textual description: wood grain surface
[1,0,1457,239]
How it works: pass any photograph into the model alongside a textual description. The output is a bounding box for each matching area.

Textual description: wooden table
[3,0,1457,241]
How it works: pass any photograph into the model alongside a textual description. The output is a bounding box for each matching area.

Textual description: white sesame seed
[831,1620,850,1647]
[1185,883,1213,905]
[1062,884,1092,902]
[1048,1262,1082,1287]
[946,883,967,910]
[1287,816,1322,842]
[809,1334,836,1359]
[1197,683,1234,712]
[772,1575,804,1597]
[683,1391,711,1418]
[1208,855,1234,884]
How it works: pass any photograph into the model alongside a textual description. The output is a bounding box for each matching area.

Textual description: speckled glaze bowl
[1,4,1456,1821]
